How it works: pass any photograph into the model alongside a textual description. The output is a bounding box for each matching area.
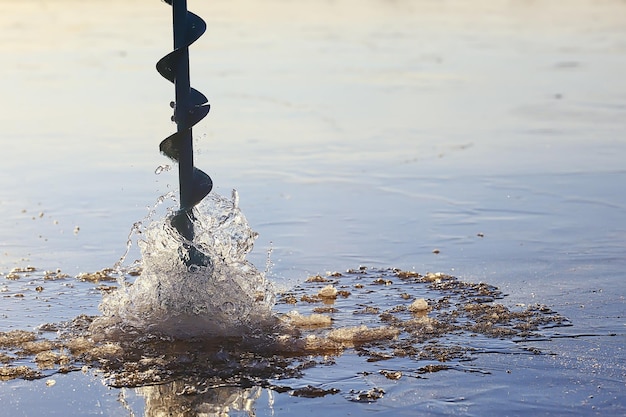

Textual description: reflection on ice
[136,383,263,417]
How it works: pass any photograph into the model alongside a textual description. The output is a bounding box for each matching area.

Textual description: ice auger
[156,0,212,252]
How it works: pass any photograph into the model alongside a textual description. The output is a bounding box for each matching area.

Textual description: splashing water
[91,190,276,339]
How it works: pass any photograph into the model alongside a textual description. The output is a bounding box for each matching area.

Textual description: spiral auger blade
[156,0,212,254]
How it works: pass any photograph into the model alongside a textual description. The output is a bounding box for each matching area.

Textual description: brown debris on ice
[284,311,332,329]
[408,298,430,313]
[0,330,37,348]
[0,365,41,381]
[318,285,338,299]
[0,267,569,387]
[327,325,399,346]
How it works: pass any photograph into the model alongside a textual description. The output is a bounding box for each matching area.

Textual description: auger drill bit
[156,0,212,263]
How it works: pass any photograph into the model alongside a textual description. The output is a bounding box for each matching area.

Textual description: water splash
[92,190,276,339]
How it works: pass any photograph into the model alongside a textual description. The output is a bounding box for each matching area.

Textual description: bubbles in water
[91,190,276,339]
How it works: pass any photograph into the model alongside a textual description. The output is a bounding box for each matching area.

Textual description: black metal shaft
[157,0,212,247]
[172,0,194,215]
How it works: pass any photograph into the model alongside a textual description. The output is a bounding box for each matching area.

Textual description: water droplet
[231,189,240,208]
[154,165,171,175]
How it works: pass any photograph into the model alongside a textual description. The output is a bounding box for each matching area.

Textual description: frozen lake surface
[1,0,625,415]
